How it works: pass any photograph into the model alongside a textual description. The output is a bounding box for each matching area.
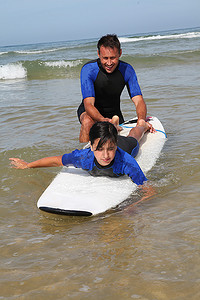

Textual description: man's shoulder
[119,60,131,66]
[81,59,100,83]
[82,59,98,69]
[118,60,136,81]
[119,60,134,71]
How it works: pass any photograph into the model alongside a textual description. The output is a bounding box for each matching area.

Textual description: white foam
[119,31,200,43]
[44,60,82,68]
[15,47,67,55]
[0,63,27,80]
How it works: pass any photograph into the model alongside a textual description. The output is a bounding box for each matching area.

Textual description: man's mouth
[105,65,113,71]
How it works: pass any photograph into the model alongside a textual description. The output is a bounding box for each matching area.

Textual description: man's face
[98,45,122,73]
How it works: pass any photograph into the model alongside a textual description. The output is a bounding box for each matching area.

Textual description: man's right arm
[81,62,111,122]
[84,97,111,122]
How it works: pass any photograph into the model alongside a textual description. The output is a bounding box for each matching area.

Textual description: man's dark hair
[97,34,121,54]
[89,121,117,150]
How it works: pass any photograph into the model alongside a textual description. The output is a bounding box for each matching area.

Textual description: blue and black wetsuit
[62,147,147,185]
[117,135,139,158]
[77,58,142,124]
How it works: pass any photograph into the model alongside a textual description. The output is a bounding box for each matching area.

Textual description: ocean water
[0,27,200,299]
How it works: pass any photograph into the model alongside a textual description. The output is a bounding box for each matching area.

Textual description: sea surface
[0,27,200,299]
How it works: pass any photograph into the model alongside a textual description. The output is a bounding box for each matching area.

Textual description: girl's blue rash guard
[62,147,147,186]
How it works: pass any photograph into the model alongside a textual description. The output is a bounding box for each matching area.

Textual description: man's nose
[107,58,112,65]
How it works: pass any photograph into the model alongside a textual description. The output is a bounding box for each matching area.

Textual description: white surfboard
[37,116,167,216]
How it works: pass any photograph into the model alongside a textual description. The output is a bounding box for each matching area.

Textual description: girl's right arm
[9,156,63,169]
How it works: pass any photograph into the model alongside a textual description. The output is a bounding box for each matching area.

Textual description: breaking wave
[119,31,200,43]
[0,60,83,80]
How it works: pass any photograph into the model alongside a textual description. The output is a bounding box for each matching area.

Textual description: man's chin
[104,66,115,73]
[105,68,113,73]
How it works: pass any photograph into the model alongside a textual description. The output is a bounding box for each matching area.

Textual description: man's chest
[94,70,125,96]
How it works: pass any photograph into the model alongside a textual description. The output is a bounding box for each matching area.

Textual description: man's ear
[97,49,100,57]
[119,49,122,57]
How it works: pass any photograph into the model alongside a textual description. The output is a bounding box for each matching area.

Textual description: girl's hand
[9,158,29,169]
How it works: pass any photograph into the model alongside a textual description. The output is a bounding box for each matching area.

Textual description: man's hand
[145,117,156,133]
[137,118,156,133]
[145,121,156,133]
[102,117,112,122]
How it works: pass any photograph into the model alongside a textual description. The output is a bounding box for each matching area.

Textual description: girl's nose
[103,149,109,158]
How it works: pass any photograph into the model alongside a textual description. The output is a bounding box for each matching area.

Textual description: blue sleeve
[62,151,77,166]
[113,148,147,185]
[80,61,99,99]
[118,61,142,98]
[123,157,147,185]
[62,148,94,170]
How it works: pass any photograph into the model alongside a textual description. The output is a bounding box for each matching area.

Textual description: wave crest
[44,60,82,68]
[119,31,200,43]
[0,59,84,80]
[0,63,27,80]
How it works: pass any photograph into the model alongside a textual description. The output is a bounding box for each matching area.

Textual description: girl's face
[90,138,117,166]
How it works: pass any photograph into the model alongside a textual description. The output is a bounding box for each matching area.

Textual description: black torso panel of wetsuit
[94,59,126,123]
[88,157,120,178]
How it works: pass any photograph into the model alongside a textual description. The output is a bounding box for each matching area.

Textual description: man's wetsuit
[62,147,147,186]
[77,58,142,124]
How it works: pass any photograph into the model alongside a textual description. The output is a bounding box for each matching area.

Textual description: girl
[10,119,148,185]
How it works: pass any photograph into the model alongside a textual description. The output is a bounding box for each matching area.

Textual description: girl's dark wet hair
[89,122,117,150]
[97,34,121,54]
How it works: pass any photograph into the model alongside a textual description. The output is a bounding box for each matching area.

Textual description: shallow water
[1,28,200,299]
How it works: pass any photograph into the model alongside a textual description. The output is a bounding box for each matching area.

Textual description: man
[77,34,153,142]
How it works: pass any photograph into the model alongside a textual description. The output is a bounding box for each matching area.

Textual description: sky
[0,0,199,46]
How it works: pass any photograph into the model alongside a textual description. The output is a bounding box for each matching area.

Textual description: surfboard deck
[37,116,167,216]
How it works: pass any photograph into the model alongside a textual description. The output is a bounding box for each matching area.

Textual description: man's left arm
[132,95,147,120]
[132,95,155,133]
